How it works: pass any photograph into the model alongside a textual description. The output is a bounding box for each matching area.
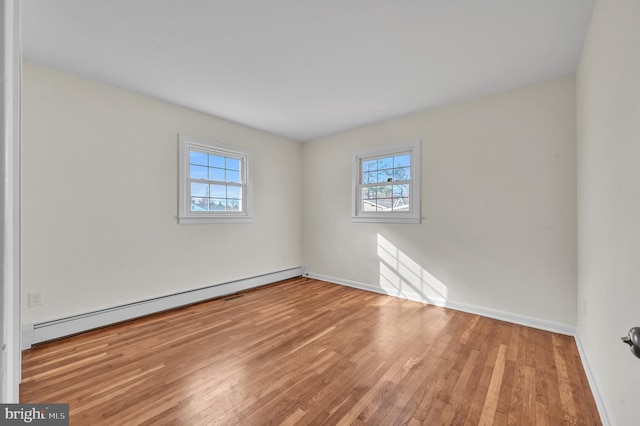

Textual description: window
[352,140,421,223]
[178,134,252,224]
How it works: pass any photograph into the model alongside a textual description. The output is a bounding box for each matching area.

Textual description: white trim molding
[1,0,22,403]
[23,267,302,348]
[20,324,33,351]
[306,272,576,336]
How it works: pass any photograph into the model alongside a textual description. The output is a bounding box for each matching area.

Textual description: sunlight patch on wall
[377,233,448,305]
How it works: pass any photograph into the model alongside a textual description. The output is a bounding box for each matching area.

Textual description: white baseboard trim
[21,323,34,350]
[575,334,612,426]
[306,272,576,336]
[23,267,303,348]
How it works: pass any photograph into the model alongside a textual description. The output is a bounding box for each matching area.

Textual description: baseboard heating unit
[21,267,303,349]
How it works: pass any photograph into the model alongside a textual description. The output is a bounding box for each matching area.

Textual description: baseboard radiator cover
[306,272,576,336]
[22,267,303,348]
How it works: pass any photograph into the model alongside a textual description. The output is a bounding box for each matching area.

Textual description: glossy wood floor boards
[20,277,601,425]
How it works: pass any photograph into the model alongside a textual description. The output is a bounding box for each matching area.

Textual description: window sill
[178,216,253,224]
[351,215,421,224]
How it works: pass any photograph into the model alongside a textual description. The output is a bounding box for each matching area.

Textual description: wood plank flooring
[20,277,601,425]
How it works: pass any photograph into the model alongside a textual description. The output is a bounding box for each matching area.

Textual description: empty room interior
[5,0,640,424]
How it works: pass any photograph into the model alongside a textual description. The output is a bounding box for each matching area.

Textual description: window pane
[393,154,410,168]
[190,150,208,166]
[361,171,375,184]
[392,184,410,211]
[378,169,393,182]
[191,197,208,211]
[392,197,410,211]
[361,187,376,212]
[393,167,410,181]
[392,184,409,197]
[362,187,377,200]
[376,198,392,211]
[362,159,377,173]
[377,157,393,170]
[226,199,241,211]
[209,167,225,181]
[226,170,241,183]
[361,201,376,211]
[209,154,225,168]
[191,182,208,197]
[189,165,208,180]
[210,184,226,198]
[209,198,226,211]
[226,158,240,171]
[377,185,392,198]
[227,186,241,199]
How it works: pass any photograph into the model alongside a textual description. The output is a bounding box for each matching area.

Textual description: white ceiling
[21,0,595,142]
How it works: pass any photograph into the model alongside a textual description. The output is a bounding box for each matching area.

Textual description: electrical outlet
[28,292,42,307]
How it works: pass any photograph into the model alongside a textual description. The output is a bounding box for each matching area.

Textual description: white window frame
[178,134,252,224]
[352,140,421,224]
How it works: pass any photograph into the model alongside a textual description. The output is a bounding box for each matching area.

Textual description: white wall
[303,76,577,327]
[21,62,302,324]
[577,0,640,424]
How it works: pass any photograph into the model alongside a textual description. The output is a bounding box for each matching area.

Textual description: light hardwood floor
[20,277,601,425]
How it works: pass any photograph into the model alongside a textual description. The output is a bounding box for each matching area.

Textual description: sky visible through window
[189,149,243,212]
[361,153,411,212]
